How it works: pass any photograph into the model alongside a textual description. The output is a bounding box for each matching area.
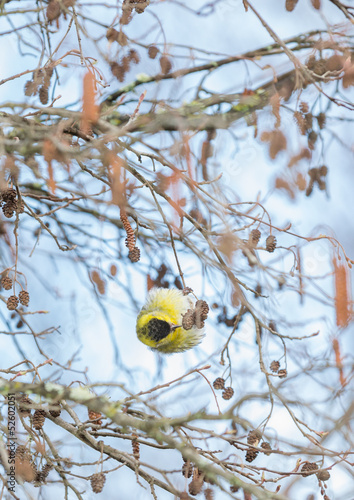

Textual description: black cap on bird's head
[146,318,180,342]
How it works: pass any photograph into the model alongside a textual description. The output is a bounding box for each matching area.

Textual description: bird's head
[137,314,181,346]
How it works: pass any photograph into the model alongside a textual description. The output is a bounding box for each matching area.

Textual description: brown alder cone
[148,45,159,59]
[7,295,19,310]
[128,246,141,263]
[128,49,140,64]
[2,203,15,218]
[33,409,46,430]
[131,433,140,460]
[1,276,12,290]
[160,55,172,74]
[285,0,299,11]
[49,401,62,418]
[212,377,225,390]
[110,62,125,82]
[222,387,234,400]
[247,430,262,446]
[270,360,280,372]
[249,228,261,247]
[18,395,32,417]
[294,111,307,135]
[19,290,30,306]
[106,27,119,42]
[47,0,61,22]
[245,448,258,462]
[261,442,272,455]
[182,309,196,330]
[182,459,193,478]
[301,462,319,476]
[266,235,277,252]
[24,80,38,96]
[90,472,106,493]
[317,469,330,481]
[39,86,49,105]
[88,409,102,425]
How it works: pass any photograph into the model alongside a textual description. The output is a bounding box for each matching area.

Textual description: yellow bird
[136,288,205,353]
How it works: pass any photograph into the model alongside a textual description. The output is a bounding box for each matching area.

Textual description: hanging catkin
[333,257,351,327]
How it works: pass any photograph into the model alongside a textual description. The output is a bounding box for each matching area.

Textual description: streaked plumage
[136,288,205,353]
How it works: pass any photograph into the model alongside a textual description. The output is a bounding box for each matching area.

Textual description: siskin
[136,288,205,353]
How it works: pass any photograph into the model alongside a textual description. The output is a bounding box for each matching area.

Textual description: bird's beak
[170,324,181,332]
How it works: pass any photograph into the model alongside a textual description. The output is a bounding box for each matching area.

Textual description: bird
[136,288,206,353]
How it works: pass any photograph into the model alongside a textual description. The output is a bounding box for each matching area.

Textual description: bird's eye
[147,318,171,342]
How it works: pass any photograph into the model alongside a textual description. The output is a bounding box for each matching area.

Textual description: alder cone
[18,395,32,417]
[222,387,234,400]
[148,45,159,59]
[106,27,119,42]
[131,434,140,460]
[270,360,280,372]
[261,442,272,455]
[7,295,19,310]
[317,112,326,129]
[326,54,344,72]
[33,409,46,430]
[128,246,141,262]
[266,235,277,252]
[301,462,319,476]
[90,472,106,493]
[19,290,30,306]
[120,9,133,25]
[247,429,262,445]
[16,445,30,461]
[250,228,261,246]
[212,377,225,390]
[24,80,37,96]
[39,86,49,105]
[117,31,129,46]
[299,101,309,113]
[245,448,258,462]
[204,488,214,500]
[128,49,140,64]
[188,478,203,496]
[3,203,15,218]
[1,276,12,290]
[35,463,53,483]
[294,111,307,135]
[49,401,61,418]
[285,0,299,11]
[195,300,209,319]
[47,0,61,22]
[317,469,330,481]
[121,55,130,72]
[2,188,17,203]
[110,62,125,82]
[159,55,172,74]
[182,460,193,478]
[182,309,196,330]
[88,409,102,425]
